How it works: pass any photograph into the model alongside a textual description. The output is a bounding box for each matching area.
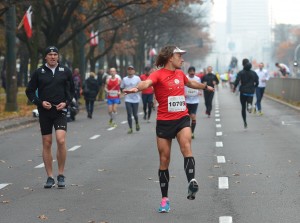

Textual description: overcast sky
[211,0,300,25]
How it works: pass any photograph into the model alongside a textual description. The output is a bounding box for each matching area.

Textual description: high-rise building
[226,0,271,64]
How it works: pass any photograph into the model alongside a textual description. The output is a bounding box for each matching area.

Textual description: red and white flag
[23,6,32,38]
[149,48,157,57]
[90,30,98,46]
[18,6,32,39]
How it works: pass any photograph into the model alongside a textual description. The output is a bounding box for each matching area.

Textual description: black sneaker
[44,177,55,189]
[57,175,66,188]
[244,121,248,129]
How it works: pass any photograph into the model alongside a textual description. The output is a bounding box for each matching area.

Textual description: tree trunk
[98,39,105,70]
[72,35,80,70]
[89,46,96,72]
[5,5,18,111]
[19,42,29,87]
[78,31,86,80]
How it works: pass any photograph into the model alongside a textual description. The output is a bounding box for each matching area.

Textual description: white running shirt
[121,75,141,103]
[255,68,269,88]
[185,75,201,104]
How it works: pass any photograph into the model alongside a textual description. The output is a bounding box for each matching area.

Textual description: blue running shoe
[158,197,170,213]
[57,175,66,188]
[44,177,55,189]
[187,179,199,200]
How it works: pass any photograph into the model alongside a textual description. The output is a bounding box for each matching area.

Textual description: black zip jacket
[201,73,219,87]
[234,63,259,94]
[82,77,100,101]
[25,64,75,107]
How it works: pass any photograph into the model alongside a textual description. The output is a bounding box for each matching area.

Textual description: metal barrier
[266,78,300,103]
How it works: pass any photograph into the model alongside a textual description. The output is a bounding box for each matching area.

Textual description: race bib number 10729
[168,95,186,112]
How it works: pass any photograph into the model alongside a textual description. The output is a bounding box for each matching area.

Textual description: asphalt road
[1,87,300,223]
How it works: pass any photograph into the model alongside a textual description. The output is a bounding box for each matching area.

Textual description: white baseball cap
[173,47,186,54]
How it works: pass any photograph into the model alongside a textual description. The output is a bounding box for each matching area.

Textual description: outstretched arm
[123,79,153,94]
[186,79,214,92]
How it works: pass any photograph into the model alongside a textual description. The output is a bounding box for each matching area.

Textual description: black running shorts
[156,115,191,139]
[38,107,67,135]
[186,103,198,115]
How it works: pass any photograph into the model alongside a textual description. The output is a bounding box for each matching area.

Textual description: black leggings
[142,94,153,119]
[240,94,253,123]
[125,102,139,128]
[204,91,214,114]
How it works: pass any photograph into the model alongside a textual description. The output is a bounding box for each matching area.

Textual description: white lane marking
[218,177,229,189]
[121,121,127,124]
[216,141,223,147]
[138,112,144,115]
[215,119,220,122]
[107,127,116,131]
[219,216,233,223]
[217,156,226,163]
[215,114,220,117]
[68,145,81,151]
[216,132,223,136]
[216,124,222,128]
[282,121,300,125]
[0,183,10,190]
[215,110,219,113]
[89,135,100,140]
[34,160,56,168]
[35,163,45,168]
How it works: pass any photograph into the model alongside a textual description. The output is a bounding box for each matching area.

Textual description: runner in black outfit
[26,46,75,188]
[201,66,219,117]
[233,58,259,128]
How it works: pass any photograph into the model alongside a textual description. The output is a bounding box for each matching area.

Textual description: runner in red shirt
[124,45,214,213]
[105,67,121,127]
[140,66,154,121]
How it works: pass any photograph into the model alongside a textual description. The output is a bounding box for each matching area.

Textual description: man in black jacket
[26,46,75,188]
[233,58,259,128]
[201,66,219,117]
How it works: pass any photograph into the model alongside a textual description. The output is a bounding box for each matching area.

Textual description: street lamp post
[293,43,300,77]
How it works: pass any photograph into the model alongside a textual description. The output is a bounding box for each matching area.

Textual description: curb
[265,94,300,112]
[0,118,38,132]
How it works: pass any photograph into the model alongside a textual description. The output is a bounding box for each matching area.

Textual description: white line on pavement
[0,183,10,190]
[34,160,56,168]
[218,177,229,189]
[217,156,226,163]
[215,110,219,113]
[34,163,45,168]
[215,114,220,117]
[68,145,82,151]
[219,216,233,223]
[89,135,100,140]
[107,127,116,131]
[215,119,220,122]
[138,112,144,115]
[282,121,300,125]
[216,141,223,147]
[121,121,127,124]
[216,132,223,136]
[216,124,222,128]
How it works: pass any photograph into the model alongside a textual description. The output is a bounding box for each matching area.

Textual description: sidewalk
[0,116,38,132]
